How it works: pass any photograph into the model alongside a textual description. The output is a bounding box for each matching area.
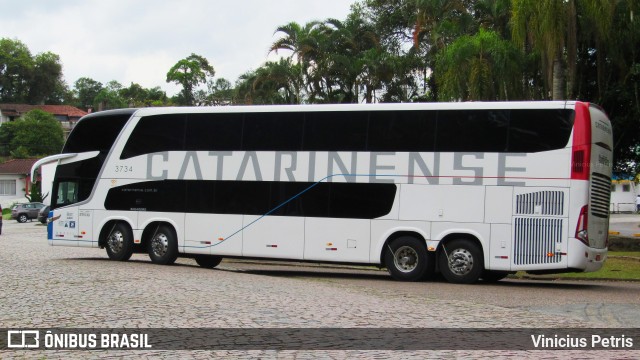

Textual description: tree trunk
[552,58,564,100]
[566,0,577,99]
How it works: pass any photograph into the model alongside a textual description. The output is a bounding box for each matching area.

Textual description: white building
[610,177,639,213]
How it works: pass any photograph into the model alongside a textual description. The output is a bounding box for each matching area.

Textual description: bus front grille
[590,173,611,218]
[515,191,564,215]
[514,218,563,265]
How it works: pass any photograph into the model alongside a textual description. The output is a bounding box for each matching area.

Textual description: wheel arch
[436,232,485,259]
[98,219,134,248]
[140,220,178,252]
[379,230,427,268]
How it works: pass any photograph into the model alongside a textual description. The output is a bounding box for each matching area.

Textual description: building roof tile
[0,159,39,175]
[0,104,87,118]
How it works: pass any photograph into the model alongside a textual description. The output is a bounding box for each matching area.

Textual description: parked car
[11,202,46,223]
[38,205,50,224]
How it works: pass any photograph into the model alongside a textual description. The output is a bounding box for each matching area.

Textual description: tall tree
[28,51,64,104]
[412,0,473,100]
[166,53,215,106]
[234,59,302,105]
[207,78,233,106]
[436,29,522,101]
[270,21,323,102]
[73,77,103,111]
[0,38,34,103]
[511,0,569,100]
[93,80,126,110]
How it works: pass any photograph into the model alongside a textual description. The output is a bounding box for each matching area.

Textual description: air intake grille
[515,191,564,215]
[514,218,563,265]
[590,173,611,218]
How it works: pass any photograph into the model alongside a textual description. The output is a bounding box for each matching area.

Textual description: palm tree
[233,59,302,105]
[511,0,569,100]
[269,21,323,102]
[580,0,617,100]
[412,0,473,100]
[436,29,522,101]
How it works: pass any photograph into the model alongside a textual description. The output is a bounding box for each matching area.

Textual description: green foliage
[25,182,48,203]
[0,109,64,157]
[0,38,66,104]
[166,54,215,106]
[93,80,127,110]
[73,77,103,111]
[0,38,34,103]
[436,29,522,101]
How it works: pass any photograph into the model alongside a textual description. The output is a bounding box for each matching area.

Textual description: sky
[0,0,357,96]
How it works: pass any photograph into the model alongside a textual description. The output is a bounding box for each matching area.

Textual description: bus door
[50,207,80,247]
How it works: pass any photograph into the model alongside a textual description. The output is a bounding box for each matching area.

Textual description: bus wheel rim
[151,233,169,257]
[393,245,418,273]
[448,248,473,275]
[108,231,124,253]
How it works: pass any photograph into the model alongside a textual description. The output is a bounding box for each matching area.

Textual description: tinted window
[106,180,396,219]
[368,110,436,151]
[116,108,574,156]
[104,180,186,212]
[508,109,574,152]
[303,111,368,151]
[436,110,509,152]
[328,182,397,218]
[216,181,272,215]
[186,113,243,151]
[120,114,186,159]
[244,112,304,150]
[51,157,104,209]
[63,113,132,154]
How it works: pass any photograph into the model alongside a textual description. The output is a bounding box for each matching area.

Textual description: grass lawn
[514,252,640,281]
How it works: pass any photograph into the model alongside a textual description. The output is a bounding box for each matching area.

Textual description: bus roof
[85,101,579,120]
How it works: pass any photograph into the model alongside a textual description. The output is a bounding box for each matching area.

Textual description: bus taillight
[575,205,589,245]
[571,102,592,181]
[571,146,590,180]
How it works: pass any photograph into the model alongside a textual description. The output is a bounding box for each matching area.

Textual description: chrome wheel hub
[108,231,124,254]
[448,248,474,275]
[151,233,169,257]
[393,246,418,273]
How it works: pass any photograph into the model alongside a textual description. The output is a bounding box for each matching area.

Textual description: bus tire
[148,224,178,265]
[194,255,222,269]
[384,236,434,281]
[105,223,134,261]
[439,239,483,284]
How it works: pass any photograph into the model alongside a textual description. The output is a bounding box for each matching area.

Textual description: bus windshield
[51,111,133,209]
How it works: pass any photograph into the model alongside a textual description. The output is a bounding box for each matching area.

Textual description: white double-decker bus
[32,101,612,283]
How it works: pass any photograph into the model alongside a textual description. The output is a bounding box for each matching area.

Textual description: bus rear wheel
[385,236,434,281]
[105,223,133,261]
[194,255,223,269]
[148,225,178,265]
[439,239,483,284]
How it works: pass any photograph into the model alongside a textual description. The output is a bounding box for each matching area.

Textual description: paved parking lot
[1,220,639,359]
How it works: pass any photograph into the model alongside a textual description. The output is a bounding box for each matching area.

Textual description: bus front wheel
[105,223,134,261]
[439,239,483,284]
[148,224,178,265]
[385,236,434,281]
[194,255,223,269]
